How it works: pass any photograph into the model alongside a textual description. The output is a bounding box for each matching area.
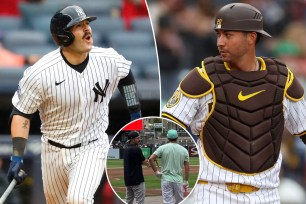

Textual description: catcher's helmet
[214,3,271,38]
[50,5,96,47]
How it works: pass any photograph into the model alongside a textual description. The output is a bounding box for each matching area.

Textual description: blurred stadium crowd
[111,130,195,150]
[147,0,306,203]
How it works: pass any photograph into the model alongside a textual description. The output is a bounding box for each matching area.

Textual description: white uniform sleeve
[12,68,42,114]
[116,52,132,79]
[162,88,213,135]
[284,97,306,135]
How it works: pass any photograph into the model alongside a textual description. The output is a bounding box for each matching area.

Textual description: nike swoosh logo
[55,80,65,86]
[238,90,265,101]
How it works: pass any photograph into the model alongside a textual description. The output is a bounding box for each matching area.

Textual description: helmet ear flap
[57,30,75,47]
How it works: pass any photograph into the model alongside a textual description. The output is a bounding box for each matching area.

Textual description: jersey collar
[224,57,266,71]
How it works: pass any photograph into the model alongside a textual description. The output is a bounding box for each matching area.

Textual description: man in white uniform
[7,5,141,204]
[162,3,306,204]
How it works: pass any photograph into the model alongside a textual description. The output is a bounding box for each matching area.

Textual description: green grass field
[107,157,200,168]
[113,173,199,199]
[106,157,200,199]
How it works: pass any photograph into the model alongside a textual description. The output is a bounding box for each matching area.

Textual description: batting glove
[130,111,141,121]
[7,156,27,185]
[155,170,163,178]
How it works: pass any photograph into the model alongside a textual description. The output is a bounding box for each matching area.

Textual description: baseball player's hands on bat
[155,170,163,178]
[7,156,27,186]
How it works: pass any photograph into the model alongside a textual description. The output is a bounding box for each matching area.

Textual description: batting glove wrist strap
[10,156,23,163]
[130,111,141,121]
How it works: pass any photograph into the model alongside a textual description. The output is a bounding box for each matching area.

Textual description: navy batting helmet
[50,5,96,47]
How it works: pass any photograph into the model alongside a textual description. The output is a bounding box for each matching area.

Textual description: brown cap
[214,3,271,38]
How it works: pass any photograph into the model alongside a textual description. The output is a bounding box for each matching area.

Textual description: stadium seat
[30,16,52,41]
[142,64,159,79]
[0,68,24,94]
[0,17,22,32]
[2,30,49,49]
[11,45,56,56]
[106,31,154,49]
[19,2,60,28]
[90,17,124,42]
[130,64,142,79]
[117,47,158,77]
[130,17,153,33]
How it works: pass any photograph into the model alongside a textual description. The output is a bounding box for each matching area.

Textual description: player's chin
[83,43,93,51]
[219,54,232,62]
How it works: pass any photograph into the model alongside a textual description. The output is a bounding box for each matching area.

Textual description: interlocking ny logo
[93,80,110,103]
[76,8,85,17]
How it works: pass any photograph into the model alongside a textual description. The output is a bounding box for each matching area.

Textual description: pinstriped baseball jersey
[163,90,306,187]
[12,46,131,146]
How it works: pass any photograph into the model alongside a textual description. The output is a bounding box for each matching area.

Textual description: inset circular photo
[106,117,200,204]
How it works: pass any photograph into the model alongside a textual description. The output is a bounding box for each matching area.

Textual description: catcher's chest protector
[203,56,287,174]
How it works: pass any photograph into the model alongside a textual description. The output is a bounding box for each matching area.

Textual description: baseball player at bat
[8,5,141,204]
[162,3,306,204]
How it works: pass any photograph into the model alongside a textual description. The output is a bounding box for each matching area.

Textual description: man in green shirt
[149,129,189,204]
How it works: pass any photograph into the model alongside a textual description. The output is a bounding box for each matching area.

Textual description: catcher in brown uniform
[162,3,306,204]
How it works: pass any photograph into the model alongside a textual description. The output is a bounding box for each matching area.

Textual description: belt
[48,139,98,149]
[198,180,259,193]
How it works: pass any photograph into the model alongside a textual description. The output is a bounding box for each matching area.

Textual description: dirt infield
[107,165,200,196]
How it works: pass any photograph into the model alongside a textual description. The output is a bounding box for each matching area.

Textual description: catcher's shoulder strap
[285,68,304,101]
[264,57,304,101]
[179,57,214,98]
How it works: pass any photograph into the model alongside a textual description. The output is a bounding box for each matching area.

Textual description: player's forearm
[184,162,190,181]
[148,156,157,172]
[11,115,30,156]
[142,159,148,166]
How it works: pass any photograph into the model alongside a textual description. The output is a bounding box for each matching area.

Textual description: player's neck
[61,49,89,65]
[227,56,258,72]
